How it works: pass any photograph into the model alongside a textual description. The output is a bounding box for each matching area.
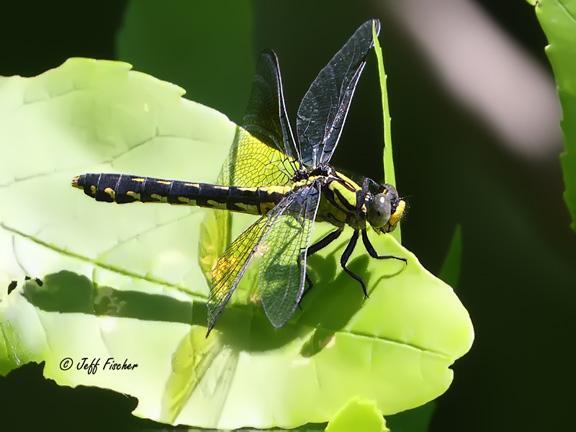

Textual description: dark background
[1,1,574,431]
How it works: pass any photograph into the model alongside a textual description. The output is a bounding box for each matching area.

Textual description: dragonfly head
[366,183,406,233]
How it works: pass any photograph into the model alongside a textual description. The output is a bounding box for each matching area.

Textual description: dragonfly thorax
[292,163,335,182]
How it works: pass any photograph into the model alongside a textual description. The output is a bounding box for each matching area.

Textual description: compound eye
[368,193,391,228]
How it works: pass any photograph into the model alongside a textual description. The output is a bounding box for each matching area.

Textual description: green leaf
[531,0,576,231]
[383,225,462,431]
[385,402,435,432]
[439,225,463,287]
[0,59,473,429]
[373,21,401,243]
[0,58,235,300]
[325,398,389,432]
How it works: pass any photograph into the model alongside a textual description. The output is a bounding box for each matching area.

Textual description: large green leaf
[0,59,473,429]
[0,58,233,297]
[529,0,576,231]
[384,225,462,431]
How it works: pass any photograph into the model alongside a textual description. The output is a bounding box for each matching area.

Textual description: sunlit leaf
[384,225,463,431]
[0,59,473,429]
[325,398,388,432]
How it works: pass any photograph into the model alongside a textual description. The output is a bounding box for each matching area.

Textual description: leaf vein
[1,222,205,300]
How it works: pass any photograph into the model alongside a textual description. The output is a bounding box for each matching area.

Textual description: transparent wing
[199,127,295,281]
[215,49,303,189]
[258,184,321,328]
[296,19,380,167]
[242,50,300,164]
[199,52,302,287]
[206,192,298,332]
[218,127,296,188]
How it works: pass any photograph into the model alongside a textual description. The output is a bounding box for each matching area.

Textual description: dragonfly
[72,19,406,334]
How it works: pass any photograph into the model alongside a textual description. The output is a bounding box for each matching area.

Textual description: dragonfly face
[365,183,406,233]
[72,19,407,334]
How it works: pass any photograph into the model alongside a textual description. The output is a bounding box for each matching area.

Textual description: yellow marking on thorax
[90,185,97,195]
[319,198,348,225]
[104,187,116,200]
[330,182,358,212]
[334,170,361,192]
[292,176,320,189]
[318,180,359,227]
[127,191,141,200]
[151,193,168,202]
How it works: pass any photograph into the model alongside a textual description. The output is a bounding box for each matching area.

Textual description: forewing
[242,50,300,163]
[199,125,294,281]
[218,127,296,188]
[257,184,321,328]
[199,53,301,288]
[218,50,301,189]
[296,19,380,167]
[207,193,297,332]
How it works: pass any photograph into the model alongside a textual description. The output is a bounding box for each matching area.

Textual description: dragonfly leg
[361,230,407,263]
[340,230,368,297]
[304,228,344,290]
[308,228,344,256]
[298,229,344,308]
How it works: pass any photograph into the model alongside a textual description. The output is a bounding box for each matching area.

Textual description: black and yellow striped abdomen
[72,173,289,216]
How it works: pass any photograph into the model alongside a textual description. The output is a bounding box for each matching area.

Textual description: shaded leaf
[383,225,463,431]
[386,402,435,432]
[530,0,576,231]
[116,0,254,123]
[439,225,463,287]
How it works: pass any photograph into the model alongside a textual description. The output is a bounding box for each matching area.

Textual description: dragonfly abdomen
[72,173,287,215]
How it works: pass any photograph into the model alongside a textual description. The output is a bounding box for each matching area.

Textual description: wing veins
[296,19,380,167]
[207,192,298,331]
